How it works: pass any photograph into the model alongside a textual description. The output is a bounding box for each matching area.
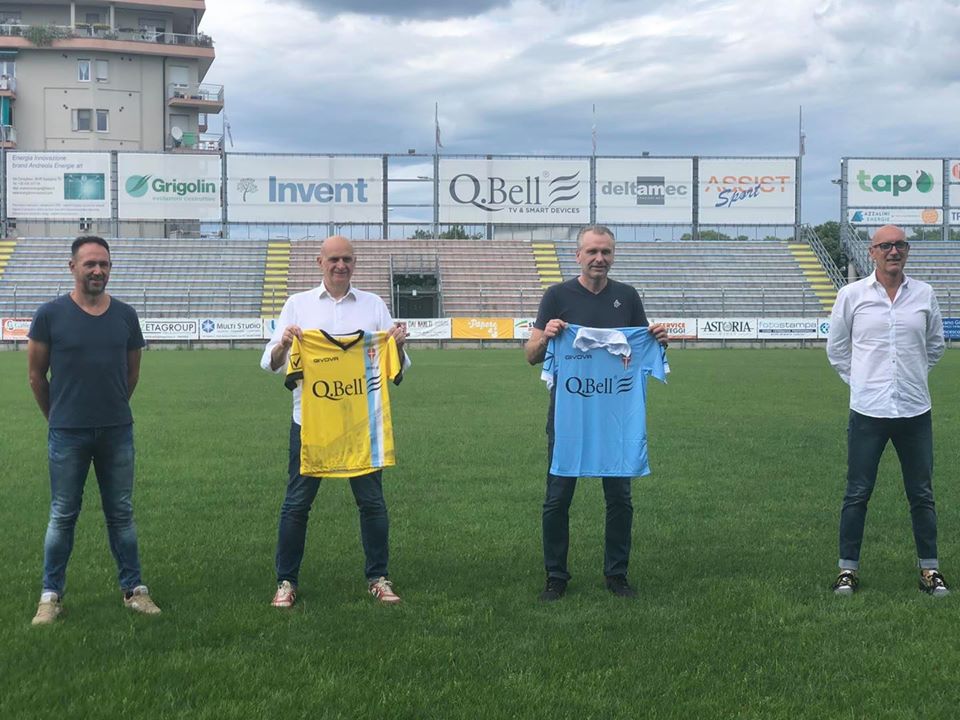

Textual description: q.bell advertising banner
[698,159,796,225]
[845,159,942,208]
[6,152,112,219]
[439,159,590,225]
[595,159,693,224]
[226,155,383,223]
[118,154,222,220]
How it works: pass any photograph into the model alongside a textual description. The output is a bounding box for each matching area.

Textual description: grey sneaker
[919,570,950,597]
[32,592,62,626]
[832,570,859,595]
[123,585,161,615]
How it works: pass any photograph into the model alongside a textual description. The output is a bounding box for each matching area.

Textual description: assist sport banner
[698,159,796,225]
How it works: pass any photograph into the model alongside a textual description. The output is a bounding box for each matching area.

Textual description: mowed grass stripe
[0,348,958,719]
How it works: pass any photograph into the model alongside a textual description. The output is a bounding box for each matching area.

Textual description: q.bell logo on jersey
[312,373,382,402]
[564,375,634,398]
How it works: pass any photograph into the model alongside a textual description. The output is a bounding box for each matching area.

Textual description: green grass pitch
[1,347,959,719]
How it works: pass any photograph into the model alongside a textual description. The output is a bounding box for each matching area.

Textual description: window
[78,59,91,82]
[85,13,100,24]
[96,109,109,132]
[72,109,92,131]
[0,61,15,78]
[95,60,108,82]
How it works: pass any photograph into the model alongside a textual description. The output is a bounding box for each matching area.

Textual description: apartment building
[0,0,222,152]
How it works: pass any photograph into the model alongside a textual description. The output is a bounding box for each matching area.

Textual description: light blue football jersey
[542,324,668,478]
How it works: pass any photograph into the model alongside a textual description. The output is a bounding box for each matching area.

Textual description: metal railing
[167,83,224,103]
[840,222,871,277]
[0,23,213,48]
[801,223,846,289]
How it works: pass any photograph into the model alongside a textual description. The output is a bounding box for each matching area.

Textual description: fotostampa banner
[439,158,590,225]
[595,158,693,224]
[6,152,112,218]
[140,318,199,340]
[848,208,942,225]
[118,154,222,220]
[1,317,31,340]
[199,317,263,340]
[697,317,758,339]
[451,317,514,339]
[397,318,452,340]
[650,318,698,340]
[757,317,818,340]
[227,155,383,223]
[698,159,796,225]
[845,159,942,208]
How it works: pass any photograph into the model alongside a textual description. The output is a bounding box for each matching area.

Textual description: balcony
[0,125,16,148]
[168,131,222,154]
[0,74,14,99]
[168,83,223,113]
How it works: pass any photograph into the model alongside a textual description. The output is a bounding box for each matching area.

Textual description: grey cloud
[290,0,513,20]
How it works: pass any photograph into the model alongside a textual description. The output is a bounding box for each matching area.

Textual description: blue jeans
[42,425,142,597]
[543,426,633,581]
[275,422,390,585]
[839,410,938,570]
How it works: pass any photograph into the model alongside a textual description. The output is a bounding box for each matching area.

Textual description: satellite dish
[171,126,183,143]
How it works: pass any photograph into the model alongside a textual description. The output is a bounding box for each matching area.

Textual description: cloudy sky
[200,0,960,225]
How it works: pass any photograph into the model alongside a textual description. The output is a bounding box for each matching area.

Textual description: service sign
[439,159,590,225]
[649,318,697,341]
[6,152,112,218]
[697,317,758,339]
[397,318,452,340]
[1,317,31,340]
[227,155,383,223]
[848,208,942,225]
[118,154,222,220]
[698,159,796,225]
[140,318,199,340]
[595,158,693,224]
[845,159,942,208]
[757,317,818,340]
[199,317,263,340]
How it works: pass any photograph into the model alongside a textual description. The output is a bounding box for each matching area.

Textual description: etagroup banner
[698,159,796,225]
[226,155,383,223]
[6,152,112,219]
[118,154,222,220]
[439,159,590,225]
[140,318,199,340]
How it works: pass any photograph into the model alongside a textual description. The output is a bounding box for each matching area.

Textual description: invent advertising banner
[697,317,758,339]
[140,318,199,340]
[845,159,942,208]
[650,318,698,341]
[227,155,383,223]
[595,159,693,224]
[199,318,263,340]
[118,154,222,220]
[451,317,514,339]
[757,317,818,340]
[6,152,112,218]
[397,318,452,340]
[698,159,796,225]
[1,317,31,340]
[439,159,590,225]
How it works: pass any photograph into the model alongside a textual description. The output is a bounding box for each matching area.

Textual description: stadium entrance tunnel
[392,272,439,318]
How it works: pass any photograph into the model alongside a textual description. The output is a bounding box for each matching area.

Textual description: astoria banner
[439,159,590,225]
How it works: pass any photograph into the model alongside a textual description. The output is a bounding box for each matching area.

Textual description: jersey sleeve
[383,333,402,382]
[284,335,304,390]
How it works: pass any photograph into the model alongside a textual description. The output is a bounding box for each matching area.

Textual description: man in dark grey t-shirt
[27,236,161,625]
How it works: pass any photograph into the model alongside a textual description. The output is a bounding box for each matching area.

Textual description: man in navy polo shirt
[27,236,160,625]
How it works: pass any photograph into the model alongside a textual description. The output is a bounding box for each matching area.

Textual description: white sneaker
[32,592,62,626]
[271,580,297,608]
[124,585,161,615]
[368,577,401,605]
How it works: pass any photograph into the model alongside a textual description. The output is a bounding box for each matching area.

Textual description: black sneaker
[919,569,950,597]
[832,570,858,595]
[605,575,637,598]
[539,577,567,602]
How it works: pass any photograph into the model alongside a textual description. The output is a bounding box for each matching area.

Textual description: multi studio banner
[845,159,942,209]
[118,154,222,220]
[595,158,693,224]
[698,159,796,225]
[226,155,383,223]
[6,152,112,218]
[439,158,590,225]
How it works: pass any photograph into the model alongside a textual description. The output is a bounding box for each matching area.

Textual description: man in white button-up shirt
[826,225,947,596]
[260,236,409,608]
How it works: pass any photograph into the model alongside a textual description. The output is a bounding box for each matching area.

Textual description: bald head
[868,224,910,279]
[872,225,906,244]
[317,235,356,298]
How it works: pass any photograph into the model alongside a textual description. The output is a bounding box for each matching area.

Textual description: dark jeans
[839,410,938,570]
[542,428,633,581]
[42,425,143,597]
[275,422,390,584]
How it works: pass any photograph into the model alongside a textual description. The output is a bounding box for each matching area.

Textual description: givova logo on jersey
[564,375,633,398]
[312,373,383,401]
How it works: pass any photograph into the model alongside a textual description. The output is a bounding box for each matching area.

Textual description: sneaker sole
[833,586,855,596]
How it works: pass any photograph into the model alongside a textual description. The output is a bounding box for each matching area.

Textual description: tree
[813,221,843,268]
[408,224,483,240]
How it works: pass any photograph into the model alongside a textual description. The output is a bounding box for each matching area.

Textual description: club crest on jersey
[366,347,377,362]
[621,354,632,370]
[613,299,621,308]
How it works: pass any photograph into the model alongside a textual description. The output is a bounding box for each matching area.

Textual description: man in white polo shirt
[826,225,947,596]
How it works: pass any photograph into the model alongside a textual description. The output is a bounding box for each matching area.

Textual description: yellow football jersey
[285,330,402,478]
